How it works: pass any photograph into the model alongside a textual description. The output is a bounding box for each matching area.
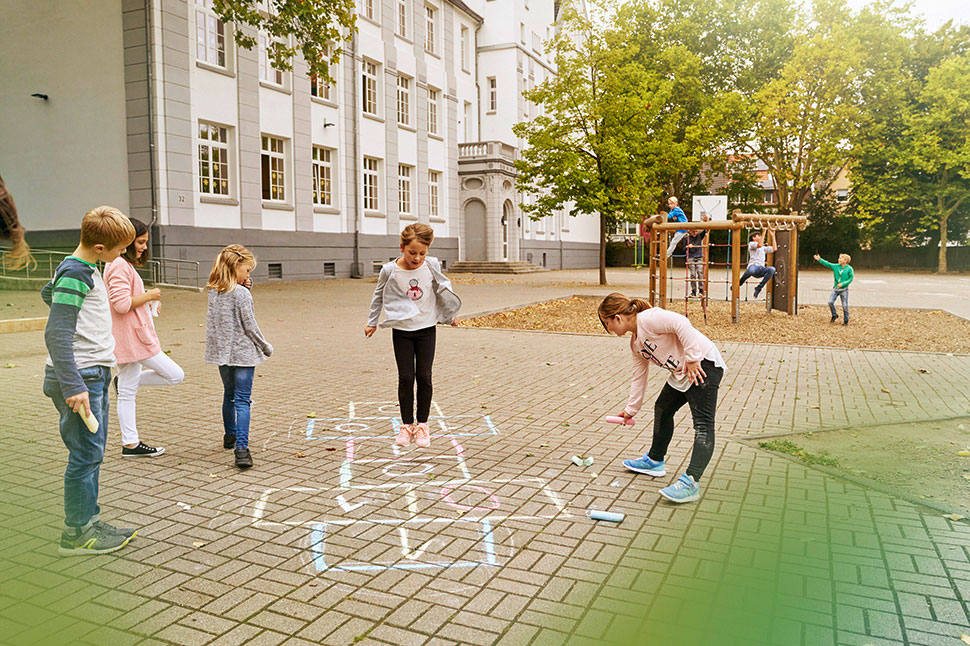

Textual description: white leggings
[116,351,184,445]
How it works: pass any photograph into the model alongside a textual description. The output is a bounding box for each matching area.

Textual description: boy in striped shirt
[42,206,136,555]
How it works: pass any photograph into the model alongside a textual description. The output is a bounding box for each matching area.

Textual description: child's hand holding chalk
[79,406,99,433]
[605,415,635,426]
[66,392,98,433]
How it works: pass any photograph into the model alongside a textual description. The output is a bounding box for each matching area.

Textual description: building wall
[0,0,130,231]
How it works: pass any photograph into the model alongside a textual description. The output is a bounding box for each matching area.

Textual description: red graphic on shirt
[407,279,424,300]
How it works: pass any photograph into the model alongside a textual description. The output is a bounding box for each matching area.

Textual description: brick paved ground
[2,270,970,645]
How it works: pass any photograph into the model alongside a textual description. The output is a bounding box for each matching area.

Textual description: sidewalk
[2,272,970,645]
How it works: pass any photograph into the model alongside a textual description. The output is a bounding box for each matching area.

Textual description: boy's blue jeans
[739,265,776,291]
[219,365,255,449]
[43,364,111,528]
[828,288,849,322]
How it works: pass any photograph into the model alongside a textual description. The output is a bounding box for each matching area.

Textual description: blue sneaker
[753,286,762,298]
[659,474,700,503]
[622,455,666,477]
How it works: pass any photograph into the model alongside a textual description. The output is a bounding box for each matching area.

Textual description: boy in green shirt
[814,253,854,326]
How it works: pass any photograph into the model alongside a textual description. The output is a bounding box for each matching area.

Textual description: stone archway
[464,199,487,261]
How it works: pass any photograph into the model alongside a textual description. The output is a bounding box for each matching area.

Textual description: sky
[843,0,970,30]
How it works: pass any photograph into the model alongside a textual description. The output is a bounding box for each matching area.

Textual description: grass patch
[758,439,840,468]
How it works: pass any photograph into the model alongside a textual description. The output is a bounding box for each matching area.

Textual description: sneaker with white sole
[659,474,700,503]
[413,422,431,448]
[122,442,165,458]
[58,521,136,556]
[622,455,666,477]
[395,423,413,447]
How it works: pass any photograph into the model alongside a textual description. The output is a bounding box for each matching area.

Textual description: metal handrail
[0,247,72,280]
[153,257,202,291]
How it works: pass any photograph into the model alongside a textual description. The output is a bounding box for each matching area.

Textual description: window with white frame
[259,33,285,86]
[363,0,376,21]
[520,23,526,44]
[195,0,227,68]
[487,77,497,112]
[397,76,411,126]
[429,170,440,219]
[261,135,286,201]
[198,121,230,196]
[363,157,380,211]
[460,26,469,71]
[310,73,333,101]
[312,147,334,206]
[398,165,412,217]
[532,31,541,53]
[425,5,437,53]
[397,0,408,38]
[362,60,379,116]
[427,87,439,135]
[463,101,472,141]
[836,189,849,203]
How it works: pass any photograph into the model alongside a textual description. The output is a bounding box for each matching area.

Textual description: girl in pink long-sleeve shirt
[104,218,184,458]
[598,293,727,503]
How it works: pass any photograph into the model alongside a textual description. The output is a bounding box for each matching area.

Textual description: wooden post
[789,226,799,315]
[648,233,657,306]
[659,230,668,309]
[702,230,710,305]
[731,225,741,323]
[766,242,773,313]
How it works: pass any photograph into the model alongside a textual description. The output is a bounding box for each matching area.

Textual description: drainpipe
[144,0,160,260]
[350,34,362,278]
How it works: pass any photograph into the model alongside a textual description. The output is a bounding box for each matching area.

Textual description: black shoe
[830,315,838,323]
[122,442,165,458]
[234,449,253,468]
[842,320,849,326]
[112,375,118,393]
[223,434,236,449]
[753,287,762,298]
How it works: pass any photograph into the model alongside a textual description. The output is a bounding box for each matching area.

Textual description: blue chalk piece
[587,509,625,523]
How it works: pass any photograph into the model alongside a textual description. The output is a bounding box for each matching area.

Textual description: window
[520,23,526,45]
[363,0,376,21]
[397,0,408,38]
[763,189,777,204]
[532,31,541,53]
[429,170,440,219]
[198,121,230,196]
[195,0,226,68]
[311,73,333,101]
[312,147,334,206]
[261,135,285,201]
[487,77,497,112]
[463,101,473,141]
[363,157,380,211]
[398,165,412,217]
[362,60,378,115]
[836,189,849,203]
[427,87,438,135]
[397,76,411,126]
[460,26,469,71]
[425,5,437,53]
[259,33,285,86]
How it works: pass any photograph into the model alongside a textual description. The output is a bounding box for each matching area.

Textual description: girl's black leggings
[392,326,436,424]
[647,360,723,481]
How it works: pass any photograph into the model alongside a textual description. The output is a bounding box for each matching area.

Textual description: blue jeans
[739,265,776,292]
[828,288,849,322]
[219,366,255,449]
[43,364,111,528]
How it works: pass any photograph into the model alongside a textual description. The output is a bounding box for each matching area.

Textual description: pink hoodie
[624,307,725,416]
[104,257,161,364]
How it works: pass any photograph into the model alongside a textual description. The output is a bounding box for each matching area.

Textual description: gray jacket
[368,256,461,328]
[205,286,274,366]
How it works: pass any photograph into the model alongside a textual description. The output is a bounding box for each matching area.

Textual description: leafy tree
[214,0,355,81]
[797,189,860,264]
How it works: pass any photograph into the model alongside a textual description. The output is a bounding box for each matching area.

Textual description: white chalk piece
[79,407,99,434]
[587,509,625,523]
[605,416,635,426]
[150,301,160,317]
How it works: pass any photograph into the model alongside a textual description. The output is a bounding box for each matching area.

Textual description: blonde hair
[80,206,136,249]
[840,253,852,263]
[598,292,650,330]
[207,244,256,293]
[401,223,434,247]
[668,196,679,206]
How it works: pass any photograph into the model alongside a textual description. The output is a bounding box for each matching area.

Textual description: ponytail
[598,292,650,323]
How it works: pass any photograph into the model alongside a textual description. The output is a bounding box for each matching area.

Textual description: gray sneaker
[59,521,136,556]
[92,519,136,538]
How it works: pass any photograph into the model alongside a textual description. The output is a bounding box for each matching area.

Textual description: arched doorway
[464,199,487,261]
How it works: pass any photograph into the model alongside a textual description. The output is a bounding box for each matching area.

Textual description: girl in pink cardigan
[104,219,184,457]
[598,293,727,503]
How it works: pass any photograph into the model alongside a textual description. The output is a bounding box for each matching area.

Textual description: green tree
[214,0,355,81]
[513,3,670,285]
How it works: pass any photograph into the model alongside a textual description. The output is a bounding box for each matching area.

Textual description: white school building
[0,0,599,282]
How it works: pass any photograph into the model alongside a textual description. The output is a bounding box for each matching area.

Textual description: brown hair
[121,218,151,267]
[0,174,36,271]
[80,206,136,249]
[597,292,650,331]
[207,244,256,293]
[401,223,434,247]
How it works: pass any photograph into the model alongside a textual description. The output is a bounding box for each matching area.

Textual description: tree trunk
[938,212,948,273]
[599,211,608,285]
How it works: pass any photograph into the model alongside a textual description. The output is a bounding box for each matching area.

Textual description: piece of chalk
[587,509,625,523]
[79,407,99,434]
[571,455,584,466]
[605,416,635,426]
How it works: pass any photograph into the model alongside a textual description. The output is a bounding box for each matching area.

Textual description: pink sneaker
[395,423,413,447]
[413,422,431,448]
